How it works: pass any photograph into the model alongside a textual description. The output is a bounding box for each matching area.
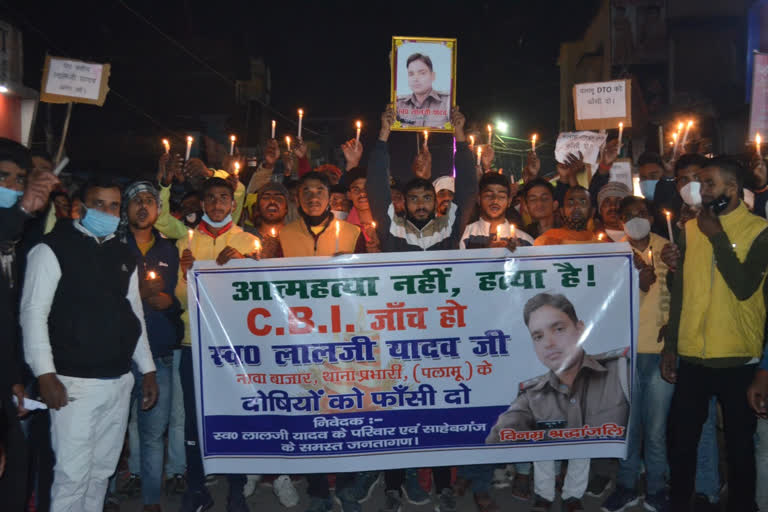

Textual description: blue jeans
[165,349,186,476]
[694,397,720,502]
[133,355,173,505]
[616,353,674,494]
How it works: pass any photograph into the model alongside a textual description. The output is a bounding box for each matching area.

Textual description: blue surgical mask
[81,207,120,237]
[639,179,659,201]
[0,186,23,208]
[202,213,232,229]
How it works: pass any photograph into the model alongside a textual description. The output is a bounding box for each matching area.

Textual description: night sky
[2,0,600,178]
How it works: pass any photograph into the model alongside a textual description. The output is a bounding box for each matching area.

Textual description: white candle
[254,238,262,259]
[648,248,654,268]
[356,120,362,146]
[532,134,537,152]
[187,229,194,252]
[298,109,304,139]
[681,120,693,152]
[671,132,679,158]
[271,120,276,139]
[664,210,674,243]
[658,125,664,154]
[334,220,340,253]
[510,224,516,239]
[423,130,429,149]
[229,135,236,156]
[618,122,624,148]
[285,135,291,152]
[469,135,475,147]
[162,138,170,154]
[757,133,762,157]
[487,124,493,145]
[476,146,482,166]
[496,224,502,240]
[185,136,193,161]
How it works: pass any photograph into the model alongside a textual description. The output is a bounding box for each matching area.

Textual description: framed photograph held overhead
[391,36,457,132]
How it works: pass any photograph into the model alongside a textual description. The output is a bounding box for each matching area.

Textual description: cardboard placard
[573,79,631,131]
[40,56,110,106]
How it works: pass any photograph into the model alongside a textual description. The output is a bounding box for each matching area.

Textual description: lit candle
[271,120,276,139]
[598,233,605,241]
[647,248,654,268]
[285,135,292,152]
[147,271,157,280]
[356,120,362,145]
[371,221,376,229]
[229,135,236,156]
[254,238,262,259]
[162,138,170,154]
[270,227,277,237]
[618,122,624,148]
[664,210,674,243]
[487,124,493,145]
[496,224,502,240]
[423,130,429,149]
[757,133,763,157]
[234,161,240,176]
[469,135,475,147]
[532,134,537,152]
[334,220,340,253]
[185,136,193,161]
[298,109,304,139]
[510,224,516,239]
[672,132,678,156]
[681,120,693,152]
[187,229,194,248]
[477,145,482,166]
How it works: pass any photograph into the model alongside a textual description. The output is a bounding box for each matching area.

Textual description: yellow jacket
[175,222,256,346]
[678,203,768,359]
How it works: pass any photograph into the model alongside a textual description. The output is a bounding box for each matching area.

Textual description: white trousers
[50,373,134,512]
[533,458,590,502]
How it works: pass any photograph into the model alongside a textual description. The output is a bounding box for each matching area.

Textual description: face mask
[639,180,659,201]
[332,210,349,221]
[202,213,232,229]
[606,229,626,242]
[623,217,651,241]
[679,181,702,207]
[708,195,730,215]
[0,187,23,209]
[81,207,120,237]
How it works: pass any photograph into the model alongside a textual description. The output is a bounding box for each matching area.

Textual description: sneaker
[531,495,553,512]
[243,475,261,498]
[563,497,585,512]
[643,490,670,512]
[337,471,381,504]
[226,492,250,512]
[586,475,612,498]
[601,486,641,512]
[402,472,431,505]
[117,474,141,497]
[166,474,187,496]
[305,497,333,512]
[435,488,457,512]
[380,490,403,512]
[273,474,299,507]
[510,473,531,501]
[492,466,513,489]
[179,489,214,512]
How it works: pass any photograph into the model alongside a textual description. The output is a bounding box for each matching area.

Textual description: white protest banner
[609,159,634,191]
[749,52,768,141]
[555,131,608,173]
[40,56,110,106]
[573,79,631,131]
[188,245,637,474]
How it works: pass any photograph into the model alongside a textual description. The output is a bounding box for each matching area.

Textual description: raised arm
[367,106,396,239]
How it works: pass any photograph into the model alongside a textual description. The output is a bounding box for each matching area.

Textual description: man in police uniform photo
[485,292,630,510]
[396,53,451,128]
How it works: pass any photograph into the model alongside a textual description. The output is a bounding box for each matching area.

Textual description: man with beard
[596,182,631,241]
[534,187,601,245]
[121,182,182,512]
[433,176,455,218]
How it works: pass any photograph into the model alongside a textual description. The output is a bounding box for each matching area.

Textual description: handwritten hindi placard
[572,79,631,130]
[188,245,637,474]
[40,56,110,106]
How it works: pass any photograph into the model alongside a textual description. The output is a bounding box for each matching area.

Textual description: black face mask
[708,194,730,215]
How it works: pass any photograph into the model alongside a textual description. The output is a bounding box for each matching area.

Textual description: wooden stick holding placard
[55,103,73,166]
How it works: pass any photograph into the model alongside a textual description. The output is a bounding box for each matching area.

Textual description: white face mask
[680,181,702,207]
[623,217,651,241]
[332,210,348,221]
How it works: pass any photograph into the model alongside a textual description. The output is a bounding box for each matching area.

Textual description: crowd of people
[1,103,768,512]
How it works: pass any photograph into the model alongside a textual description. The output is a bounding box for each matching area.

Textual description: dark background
[1,0,600,180]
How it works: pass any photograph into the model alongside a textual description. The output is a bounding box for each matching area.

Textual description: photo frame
[390,36,457,132]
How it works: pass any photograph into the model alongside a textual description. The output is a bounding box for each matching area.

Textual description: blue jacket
[126,230,183,358]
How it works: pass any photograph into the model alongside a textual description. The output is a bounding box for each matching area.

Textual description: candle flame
[496,224,502,238]
[162,138,169,146]
[687,120,693,128]
[254,238,261,252]
[598,233,605,241]
[757,133,762,146]
[271,227,277,237]
[286,135,291,146]
[469,135,475,145]
[372,221,376,229]
[187,229,194,242]
[664,210,671,219]
[234,161,240,174]
[186,136,193,143]
[148,271,157,280]
[356,120,362,129]
[510,224,516,236]
[619,122,623,129]
[298,109,304,117]
[672,132,678,142]
[677,122,684,131]
[230,134,236,142]
[487,124,492,132]
[532,134,537,143]
[272,120,276,127]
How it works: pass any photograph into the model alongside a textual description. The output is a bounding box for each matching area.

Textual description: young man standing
[175,177,257,512]
[21,177,158,512]
[596,182,631,241]
[522,178,559,240]
[534,187,601,246]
